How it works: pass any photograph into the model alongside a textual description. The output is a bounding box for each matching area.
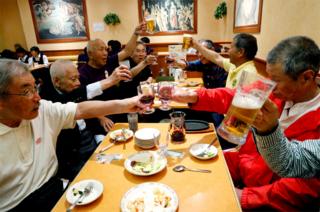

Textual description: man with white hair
[41,59,130,180]
[0,60,144,211]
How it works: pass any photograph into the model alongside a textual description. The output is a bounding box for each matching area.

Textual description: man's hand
[144,55,157,65]
[108,65,132,84]
[98,116,114,132]
[174,59,187,69]
[252,99,279,133]
[124,96,146,113]
[171,87,198,104]
[134,22,146,35]
[191,38,201,50]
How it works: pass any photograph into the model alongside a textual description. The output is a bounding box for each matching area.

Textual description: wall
[0,0,27,50]
[17,0,232,51]
[3,0,320,60]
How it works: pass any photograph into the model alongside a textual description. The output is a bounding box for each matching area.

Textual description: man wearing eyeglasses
[0,60,144,211]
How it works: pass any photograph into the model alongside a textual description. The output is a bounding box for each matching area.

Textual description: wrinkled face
[31,50,38,57]
[88,40,108,68]
[131,44,146,64]
[56,66,81,93]
[266,63,302,102]
[0,73,41,121]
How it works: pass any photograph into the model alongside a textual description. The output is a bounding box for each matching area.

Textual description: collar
[0,120,29,135]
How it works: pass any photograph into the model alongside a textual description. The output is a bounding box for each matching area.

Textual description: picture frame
[138,0,197,36]
[29,0,90,43]
[233,0,263,33]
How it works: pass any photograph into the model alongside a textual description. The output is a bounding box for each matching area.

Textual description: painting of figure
[29,0,90,43]
[138,0,197,35]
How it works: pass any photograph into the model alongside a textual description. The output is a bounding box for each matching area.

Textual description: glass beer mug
[169,111,186,142]
[217,70,276,145]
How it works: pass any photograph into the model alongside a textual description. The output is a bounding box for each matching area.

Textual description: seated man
[191,33,258,88]
[173,39,227,128]
[253,99,320,178]
[118,41,156,98]
[41,59,130,180]
[28,46,49,66]
[172,36,320,211]
[0,60,144,211]
[174,39,227,89]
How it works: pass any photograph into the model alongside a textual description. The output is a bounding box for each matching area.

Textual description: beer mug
[169,111,186,142]
[217,71,276,145]
[182,34,192,51]
[145,15,155,34]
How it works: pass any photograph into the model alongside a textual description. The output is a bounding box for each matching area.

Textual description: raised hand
[252,99,279,133]
[109,65,132,84]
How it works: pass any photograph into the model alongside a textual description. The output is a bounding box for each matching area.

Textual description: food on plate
[130,155,161,174]
[126,187,172,211]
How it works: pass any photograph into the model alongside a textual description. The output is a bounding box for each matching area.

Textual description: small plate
[66,179,104,205]
[120,182,179,212]
[124,151,167,176]
[189,143,218,160]
[185,120,209,131]
[110,129,133,142]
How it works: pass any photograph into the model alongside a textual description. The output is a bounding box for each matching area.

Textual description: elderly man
[253,99,320,178]
[41,59,130,180]
[0,60,143,211]
[173,36,320,211]
[191,33,258,88]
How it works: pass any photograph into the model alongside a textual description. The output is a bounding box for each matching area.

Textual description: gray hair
[50,59,75,81]
[267,36,320,80]
[86,39,104,54]
[0,60,29,97]
[199,39,214,50]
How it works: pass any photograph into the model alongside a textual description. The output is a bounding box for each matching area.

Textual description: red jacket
[192,88,320,211]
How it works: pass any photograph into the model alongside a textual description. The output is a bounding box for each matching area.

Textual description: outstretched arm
[118,22,146,61]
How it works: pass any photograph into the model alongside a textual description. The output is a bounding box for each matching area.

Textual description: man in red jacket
[172,36,320,211]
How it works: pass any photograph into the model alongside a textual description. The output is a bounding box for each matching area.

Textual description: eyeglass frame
[1,84,40,99]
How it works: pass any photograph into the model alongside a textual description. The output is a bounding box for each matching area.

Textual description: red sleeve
[190,88,235,114]
[241,178,320,211]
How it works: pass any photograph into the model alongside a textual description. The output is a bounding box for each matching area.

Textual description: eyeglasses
[1,85,40,98]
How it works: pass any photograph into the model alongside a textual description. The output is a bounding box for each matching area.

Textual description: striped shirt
[254,125,320,178]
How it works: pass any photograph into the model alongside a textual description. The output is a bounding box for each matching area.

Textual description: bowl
[134,128,161,149]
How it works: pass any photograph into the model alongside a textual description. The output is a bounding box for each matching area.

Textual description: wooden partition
[43,42,267,78]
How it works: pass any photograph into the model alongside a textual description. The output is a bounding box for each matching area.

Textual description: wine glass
[158,81,174,111]
[137,82,155,114]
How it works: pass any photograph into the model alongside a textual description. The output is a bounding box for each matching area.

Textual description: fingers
[112,66,132,81]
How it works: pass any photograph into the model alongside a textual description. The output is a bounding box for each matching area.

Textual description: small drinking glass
[158,81,174,111]
[150,52,158,65]
[119,60,132,82]
[137,82,155,114]
[169,111,186,142]
[105,70,109,79]
[154,132,169,157]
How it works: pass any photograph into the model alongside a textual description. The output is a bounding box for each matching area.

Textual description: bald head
[50,60,80,93]
[86,39,108,68]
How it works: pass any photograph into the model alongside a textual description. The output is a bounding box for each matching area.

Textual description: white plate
[110,129,133,142]
[120,182,179,212]
[66,179,104,205]
[189,143,218,160]
[124,151,167,176]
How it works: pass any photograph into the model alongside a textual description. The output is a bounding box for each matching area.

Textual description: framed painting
[233,0,263,33]
[29,0,90,43]
[138,0,197,36]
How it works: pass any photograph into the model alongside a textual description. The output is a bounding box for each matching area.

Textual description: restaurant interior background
[0,0,319,60]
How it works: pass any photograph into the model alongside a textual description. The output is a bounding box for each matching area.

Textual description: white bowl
[134,128,160,149]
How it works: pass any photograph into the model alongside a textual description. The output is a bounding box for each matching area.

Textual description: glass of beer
[217,71,276,145]
[182,34,192,51]
[145,15,155,34]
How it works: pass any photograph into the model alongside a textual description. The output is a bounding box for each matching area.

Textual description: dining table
[53,123,241,212]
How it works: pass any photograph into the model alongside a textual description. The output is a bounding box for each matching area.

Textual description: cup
[105,70,109,79]
[169,111,186,142]
[158,81,174,111]
[217,71,276,145]
[137,82,155,114]
[182,34,192,51]
[119,60,131,82]
[127,113,138,132]
[145,15,155,34]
